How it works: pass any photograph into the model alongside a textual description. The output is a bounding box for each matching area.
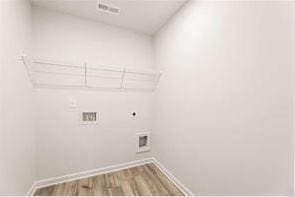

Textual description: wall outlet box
[136,132,150,153]
[81,112,98,125]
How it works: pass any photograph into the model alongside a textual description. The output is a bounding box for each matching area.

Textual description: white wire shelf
[19,55,162,92]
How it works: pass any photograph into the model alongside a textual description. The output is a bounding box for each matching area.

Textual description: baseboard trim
[27,157,194,196]
[150,157,194,196]
[26,182,38,196]
[27,157,154,196]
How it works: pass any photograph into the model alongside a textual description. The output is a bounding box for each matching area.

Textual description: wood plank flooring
[33,163,184,196]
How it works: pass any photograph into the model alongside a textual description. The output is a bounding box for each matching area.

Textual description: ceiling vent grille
[97,1,120,15]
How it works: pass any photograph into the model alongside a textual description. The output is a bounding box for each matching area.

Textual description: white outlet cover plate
[69,98,77,108]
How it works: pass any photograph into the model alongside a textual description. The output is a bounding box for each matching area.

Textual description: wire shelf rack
[19,55,162,92]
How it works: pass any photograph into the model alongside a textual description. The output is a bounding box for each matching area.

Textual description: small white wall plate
[136,132,150,153]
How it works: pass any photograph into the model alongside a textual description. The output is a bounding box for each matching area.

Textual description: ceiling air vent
[97,1,120,15]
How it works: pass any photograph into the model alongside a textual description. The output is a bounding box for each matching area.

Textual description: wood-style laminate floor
[34,163,184,196]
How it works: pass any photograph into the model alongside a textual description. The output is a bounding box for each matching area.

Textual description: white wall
[153,1,293,195]
[32,7,154,180]
[291,5,295,196]
[0,0,35,195]
[0,1,294,195]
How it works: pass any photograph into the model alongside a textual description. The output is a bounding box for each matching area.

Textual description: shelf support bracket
[120,68,126,89]
[84,62,87,87]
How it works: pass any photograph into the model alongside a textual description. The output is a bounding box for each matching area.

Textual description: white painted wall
[0,0,35,195]
[153,1,294,195]
[0,1,294,195]
[291,5,295,197]
[32,7,154,180]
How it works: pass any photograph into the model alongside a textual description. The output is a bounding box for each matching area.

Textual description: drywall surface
[153,1,293,195]
[32,7,154,179]
[0,0,35,195]
[291,5,295,197]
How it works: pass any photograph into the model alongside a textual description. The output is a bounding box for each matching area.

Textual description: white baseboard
[150,157,194,196]
[26,157,195,196]
[26,182,38,196]
[27,157,154,196]
[27,157,194,196]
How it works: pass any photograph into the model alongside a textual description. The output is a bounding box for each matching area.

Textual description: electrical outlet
[69,98,77,108]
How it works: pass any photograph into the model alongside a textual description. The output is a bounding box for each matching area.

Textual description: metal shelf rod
[20,55,162,92]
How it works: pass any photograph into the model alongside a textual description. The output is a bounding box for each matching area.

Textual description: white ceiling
[31,0,188,35]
